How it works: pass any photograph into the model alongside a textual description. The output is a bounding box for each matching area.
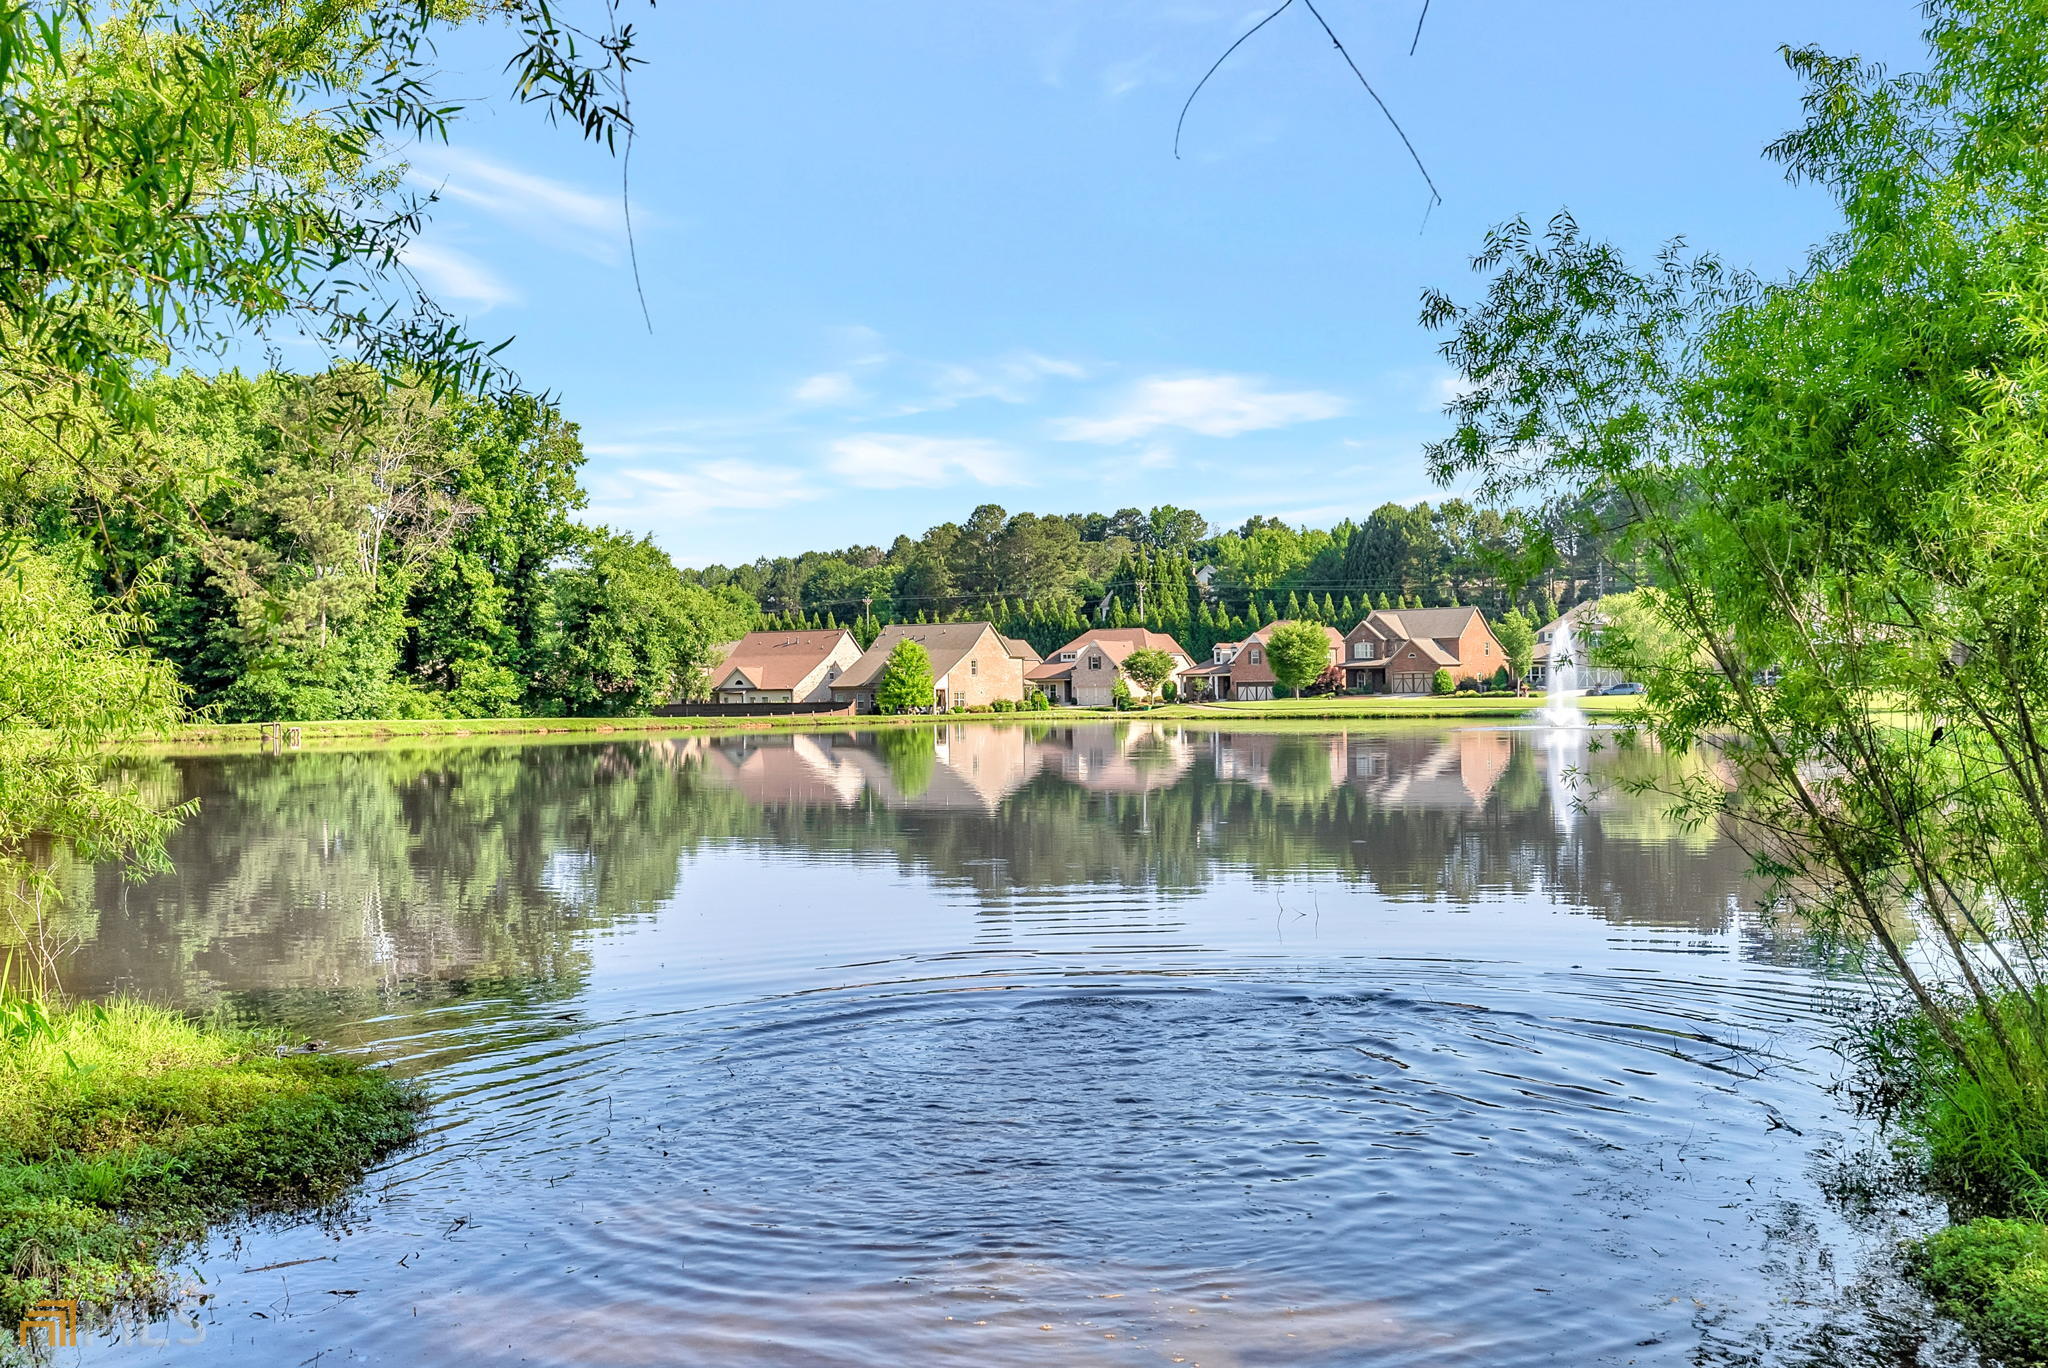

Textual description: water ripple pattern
[68,725,1955,1366]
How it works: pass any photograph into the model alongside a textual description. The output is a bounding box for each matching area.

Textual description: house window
[1059,651,1077,662]
[970,659,978,676]
[1089,655,1102,670]
[1249,649,1263,664]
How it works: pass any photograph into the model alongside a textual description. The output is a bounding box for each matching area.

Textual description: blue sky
[398,1,1921,567]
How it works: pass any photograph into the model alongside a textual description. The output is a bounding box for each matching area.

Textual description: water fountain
[1540,616,1587,832]
[1540,617,1587,730]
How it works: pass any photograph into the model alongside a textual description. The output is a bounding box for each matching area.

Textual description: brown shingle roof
[1026,627,1191,682]
[1188,621,1341,685]
[833,622,1005,690]
[712,629,857,691]
[1346,606,1485,643]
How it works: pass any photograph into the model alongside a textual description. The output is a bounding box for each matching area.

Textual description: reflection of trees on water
[59,724,1757,1017]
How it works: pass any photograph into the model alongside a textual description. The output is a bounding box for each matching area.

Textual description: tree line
[687,500,1611,660]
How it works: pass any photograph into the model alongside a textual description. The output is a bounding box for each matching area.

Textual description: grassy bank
[0,997,420,1334]
[1881,992,2048,1361]
[156,693,1641,749]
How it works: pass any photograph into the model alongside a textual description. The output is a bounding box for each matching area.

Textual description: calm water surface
[59,723,1965,1365]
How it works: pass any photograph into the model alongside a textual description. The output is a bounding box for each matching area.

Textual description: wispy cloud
[589,461,824,520]
[405,145,633,263]
[1052,373,1349,443]
[400,241,520,311]
[894,351,1089,414]
[792,371,861,406]
[826,434,1025,489]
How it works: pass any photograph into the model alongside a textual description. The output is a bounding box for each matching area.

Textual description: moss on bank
[1914,1218,2048,1365]
[0,998,420,1332]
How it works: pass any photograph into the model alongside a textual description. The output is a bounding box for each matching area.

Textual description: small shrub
[1028,691,1051,711]
[1914,1218,2048,1363]
[990,697,1015,712]
[1111,678,1133,710]
[1431,667,1455,696]
[1160,680,1177,704]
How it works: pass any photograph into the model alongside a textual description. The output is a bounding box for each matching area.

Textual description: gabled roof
[713,629,857,691]
[833,622,1007,690]
[1185,621,1341,684]
[1537,599,1607,641]
[1346,606,1486,643]
[1002,636,1043,664]
[1026,627,1191,682]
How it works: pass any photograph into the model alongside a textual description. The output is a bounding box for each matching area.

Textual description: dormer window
[1059,651,1077,662]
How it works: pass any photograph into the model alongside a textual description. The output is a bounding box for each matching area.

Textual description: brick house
[1342,607,1506,694]
[830,622,1039,711]
[1180,620,1344,701]
[1026,627,1194,706]
[708,628,864,704]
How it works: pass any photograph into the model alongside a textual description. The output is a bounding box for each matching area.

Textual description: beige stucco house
[709,628,863,704]
[1026,627,1194,706]
[830,622,1039,711]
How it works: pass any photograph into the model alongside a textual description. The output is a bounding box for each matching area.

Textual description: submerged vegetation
[0,998,419,1329]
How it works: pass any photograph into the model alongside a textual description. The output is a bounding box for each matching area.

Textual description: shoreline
[150,695,1641,751]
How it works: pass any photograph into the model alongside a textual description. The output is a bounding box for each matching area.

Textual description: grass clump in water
[0,996,421,1330]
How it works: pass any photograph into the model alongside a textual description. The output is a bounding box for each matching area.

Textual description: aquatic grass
[0,996,422,1334]
[1872,990,2048,1217]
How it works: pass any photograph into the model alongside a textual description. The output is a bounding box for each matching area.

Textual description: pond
[64,723,1964,1365]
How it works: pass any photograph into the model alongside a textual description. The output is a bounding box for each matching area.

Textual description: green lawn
[153,693,1641,751]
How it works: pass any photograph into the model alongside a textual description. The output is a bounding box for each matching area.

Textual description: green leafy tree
[1494,608,1536,682]
[534,533,749,716]
[874,640,936,714]
[1265,621,1331,698]
[1121,648,1176,701]
[1110,677,1133,710]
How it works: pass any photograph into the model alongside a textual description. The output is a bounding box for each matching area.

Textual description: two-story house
[1026,627,1194,706]
[1342,607,1505,693]
[1181,621,1344,701]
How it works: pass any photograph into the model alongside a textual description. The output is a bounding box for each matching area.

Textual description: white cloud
[589,461,823,518]
[1052,373,1349,443]
[897,352,1089,413]
[399,241,520,311]
[404,146,632,263]
[792,371,861,406]
[826,434,1025,489]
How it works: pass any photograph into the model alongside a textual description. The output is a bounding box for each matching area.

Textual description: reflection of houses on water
[1039,724,1196,794]
[1340,731,1513,809]
[678,726,1053,813]
[671,723,1205,812]
[672,726,1523,816]
[1200,729,1512,810]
